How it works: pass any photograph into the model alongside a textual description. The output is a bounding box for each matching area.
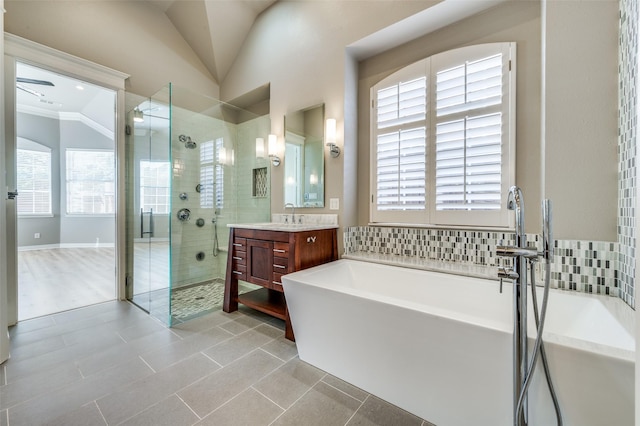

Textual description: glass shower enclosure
[125,84,271,325]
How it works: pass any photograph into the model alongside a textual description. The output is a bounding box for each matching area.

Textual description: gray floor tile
[61,321,126,346]
[119,394,200,426]
[272,380,362,426]
[322,374,370,402]
[0,365,5,386]
[218,312,267,335]
[7,316,55,339]
[97,353,220,425]
[178,349,283,418]
[116,317,168,342]
[0,410,7,426]
[7,315,106,349]
[260,336,298,362]
[253,357,325,409]
[44,401,107,426]
[0,362,82,410]
[346,395,423,426]
[7,356,153,426]
[140,326,233,371]
[6,335,66,363]
[203,325,281,366]
[77,328,181,377]
[198,387,283,426]
[170,310,234,338]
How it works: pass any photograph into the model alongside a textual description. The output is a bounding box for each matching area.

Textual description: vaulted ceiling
[145,0,277,84]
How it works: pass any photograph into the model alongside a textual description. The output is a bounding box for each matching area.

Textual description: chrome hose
[515,260,563,425]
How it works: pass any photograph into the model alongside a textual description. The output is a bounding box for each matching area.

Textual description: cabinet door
[246,239,273,287]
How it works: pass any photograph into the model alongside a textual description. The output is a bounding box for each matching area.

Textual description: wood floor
[18,247,116,321]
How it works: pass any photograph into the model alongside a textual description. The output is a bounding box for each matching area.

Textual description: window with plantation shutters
[371,43,515,227]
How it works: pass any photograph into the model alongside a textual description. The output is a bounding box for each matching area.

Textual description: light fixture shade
[256,138,265,158]
[218,146,227,164]
[133,108,144,123]
[325,118,337,145]
[268,134,277,156]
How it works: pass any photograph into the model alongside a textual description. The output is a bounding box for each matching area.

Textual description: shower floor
[170,279,256,324]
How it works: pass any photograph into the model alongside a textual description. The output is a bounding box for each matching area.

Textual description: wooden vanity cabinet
[223,227,338,341]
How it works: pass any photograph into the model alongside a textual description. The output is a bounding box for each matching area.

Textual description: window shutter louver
[17,149,52,215]
[370,43,514,227]
[140,160,170,214]
[66,150,115,215]
[374,69,428,216]
[435,52,505,212]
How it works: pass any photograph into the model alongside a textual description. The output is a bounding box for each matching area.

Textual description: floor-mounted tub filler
[282,193,634,426]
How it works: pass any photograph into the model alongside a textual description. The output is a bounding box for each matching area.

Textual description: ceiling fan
[16,76,62,107]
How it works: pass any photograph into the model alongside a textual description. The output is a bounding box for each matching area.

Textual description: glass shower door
[126,90,172,324]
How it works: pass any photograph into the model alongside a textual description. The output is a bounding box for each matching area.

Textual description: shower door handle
[140,208,155,238]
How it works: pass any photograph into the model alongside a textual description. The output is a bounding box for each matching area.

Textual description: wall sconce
[218,146,227,165]
[325,118,340,158]
[133,108,144,123]
[268,134,280,166]
[256,137,265,159]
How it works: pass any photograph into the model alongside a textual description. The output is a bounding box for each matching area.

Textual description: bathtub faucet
[496,186,559,426]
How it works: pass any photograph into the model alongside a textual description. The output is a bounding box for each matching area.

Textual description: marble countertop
[227,222,339,232]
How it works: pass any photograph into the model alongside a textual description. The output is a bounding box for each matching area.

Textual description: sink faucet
[284,203,295,224]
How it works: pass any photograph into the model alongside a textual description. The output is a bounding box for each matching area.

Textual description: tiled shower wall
[344,227,620,299]
[618,0,637,308]
[170,107,270,288]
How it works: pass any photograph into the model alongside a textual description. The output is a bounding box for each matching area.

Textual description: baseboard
[19,242,115,251]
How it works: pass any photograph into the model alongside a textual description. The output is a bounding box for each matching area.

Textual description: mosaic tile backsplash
[617,0,637,309]
[344,226,623,304]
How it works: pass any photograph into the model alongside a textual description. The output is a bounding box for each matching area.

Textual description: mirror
[284,104,325,208]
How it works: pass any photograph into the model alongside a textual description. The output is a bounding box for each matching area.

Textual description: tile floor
[1,301,434,426]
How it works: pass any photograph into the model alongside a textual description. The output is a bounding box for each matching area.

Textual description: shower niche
[125,83,271,325]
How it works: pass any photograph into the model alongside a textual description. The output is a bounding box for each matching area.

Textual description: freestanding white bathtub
[282,259,634,426]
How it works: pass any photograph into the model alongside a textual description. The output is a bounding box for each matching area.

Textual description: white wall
[221,1,441,232]
[543,0,618,241]
[5,1,219,98]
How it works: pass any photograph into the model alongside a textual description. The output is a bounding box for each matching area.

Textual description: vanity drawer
[232,255,246,268]
[232,238,247,251]
[273,256,288,270]
[273,242,289,258]
[232,267,247,281]
[272,272,284,291]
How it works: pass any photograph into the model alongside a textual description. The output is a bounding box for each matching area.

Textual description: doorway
[13,62,117,320]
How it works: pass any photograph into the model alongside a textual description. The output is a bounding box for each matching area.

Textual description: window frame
[370,42,516,228]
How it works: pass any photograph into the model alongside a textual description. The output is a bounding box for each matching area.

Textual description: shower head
[178,134,197,149]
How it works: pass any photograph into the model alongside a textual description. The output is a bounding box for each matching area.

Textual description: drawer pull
[232,256,243,260]
[273,249,286,253]
[306,236,317,243]
[233,243,243,247]
[272,281,281,285]
[233,271,243,275]
[273,264,286,269]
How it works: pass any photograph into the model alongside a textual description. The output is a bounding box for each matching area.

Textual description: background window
[17,147,52,216]
[140,160,170,214]
[66,149,115,214]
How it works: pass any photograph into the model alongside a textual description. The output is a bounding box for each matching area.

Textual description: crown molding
[17,104,114,139]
